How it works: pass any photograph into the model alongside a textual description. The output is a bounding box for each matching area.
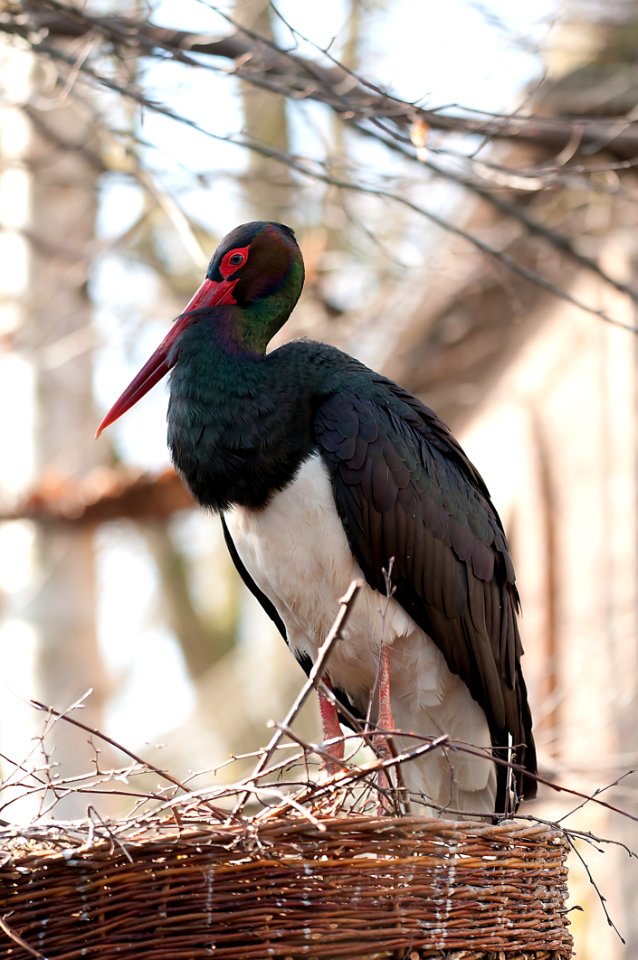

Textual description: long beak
[96,276,236,438]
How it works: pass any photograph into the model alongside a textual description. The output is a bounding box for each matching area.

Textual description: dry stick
[230,578,362,819]
[22,37,638,333]
[18,2,638,312]
[83,805,135,862]
[382,727,638,823]
[28,698,231,822]
[0,916,46,960]
[376,559,411,816]
[29,4,638,192]
[555,769,636,825]
[25,2,638,156]
[240,784,328,831]
[260,732,450,819]
[0,757,160,818]
[567,833,626,944]
[0,751,49,790]
[147,747,313,822]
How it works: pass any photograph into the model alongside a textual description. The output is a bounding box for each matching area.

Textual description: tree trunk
[234,0,294,223]
[0,36,107,819]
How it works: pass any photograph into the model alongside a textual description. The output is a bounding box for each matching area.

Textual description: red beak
[96,276,236,438]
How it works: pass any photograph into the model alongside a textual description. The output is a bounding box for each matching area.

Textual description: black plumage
[97,221,538,815]
[312,364,536,808]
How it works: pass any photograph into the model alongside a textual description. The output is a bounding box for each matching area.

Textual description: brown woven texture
[0,814,572,960]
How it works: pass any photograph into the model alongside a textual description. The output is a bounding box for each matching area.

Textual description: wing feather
[314,383,537,804]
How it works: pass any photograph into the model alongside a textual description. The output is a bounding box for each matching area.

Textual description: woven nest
[0,813,572,960]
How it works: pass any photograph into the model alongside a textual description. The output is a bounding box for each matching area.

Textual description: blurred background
[1,1,638,956]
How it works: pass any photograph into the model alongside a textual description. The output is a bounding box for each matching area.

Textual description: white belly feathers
[223,452,496,816]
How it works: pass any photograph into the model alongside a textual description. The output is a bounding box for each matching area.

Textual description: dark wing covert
[314,380,537,804]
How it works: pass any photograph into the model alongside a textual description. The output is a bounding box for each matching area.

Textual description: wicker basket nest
[0,812,572,960]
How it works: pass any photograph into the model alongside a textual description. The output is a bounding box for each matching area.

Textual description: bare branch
[0,467,192,526]
[231,578,361,817]
[568,834,626,943]
[0,917,46,960]
[27,697,230,821]
[10,11,637,332]
[12,1,638,157]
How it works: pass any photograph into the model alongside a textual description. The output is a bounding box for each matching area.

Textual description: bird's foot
[318,682,345,774]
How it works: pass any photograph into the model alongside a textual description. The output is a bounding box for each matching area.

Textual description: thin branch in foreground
[27,697,230,822]
[556,769,637,824]
[84,805,134,862]
[0,916,46,960]
[567,833,626,944]
[257,728,450,822]
[0,690,632,954]
[231,578,362,818]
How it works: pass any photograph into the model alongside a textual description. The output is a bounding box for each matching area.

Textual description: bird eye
[219,245,249,279]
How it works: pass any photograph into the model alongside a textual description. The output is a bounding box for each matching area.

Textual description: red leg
[318,679,344,772]
[377,642,395,734]
[374,644,396,800]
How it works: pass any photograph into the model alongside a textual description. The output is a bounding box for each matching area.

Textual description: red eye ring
[220,246,249,278]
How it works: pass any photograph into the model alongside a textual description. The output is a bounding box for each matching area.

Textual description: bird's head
[96,221,304,437]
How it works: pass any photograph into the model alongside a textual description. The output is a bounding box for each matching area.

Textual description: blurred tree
[234,0,295,222]
[0,26,111,817]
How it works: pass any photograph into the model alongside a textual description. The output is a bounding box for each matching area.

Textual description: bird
[97,220,537,819]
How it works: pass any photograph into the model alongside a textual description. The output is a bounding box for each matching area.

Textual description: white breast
[224,453,496,817]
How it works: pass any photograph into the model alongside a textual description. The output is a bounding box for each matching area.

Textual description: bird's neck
[167,317,320,511]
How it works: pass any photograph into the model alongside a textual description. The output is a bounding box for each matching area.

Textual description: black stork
[97,221,537,818]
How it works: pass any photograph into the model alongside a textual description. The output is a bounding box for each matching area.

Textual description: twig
[231,579,361,817]
[14,18,638,332]
[16,2,638,157]
[262,732,450,819]
[389,728,638,824]
[567,833,626,944]
[27,697,230,822]
[0,916,46,960]
[82,806,134,863]
[556,769,636,824]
